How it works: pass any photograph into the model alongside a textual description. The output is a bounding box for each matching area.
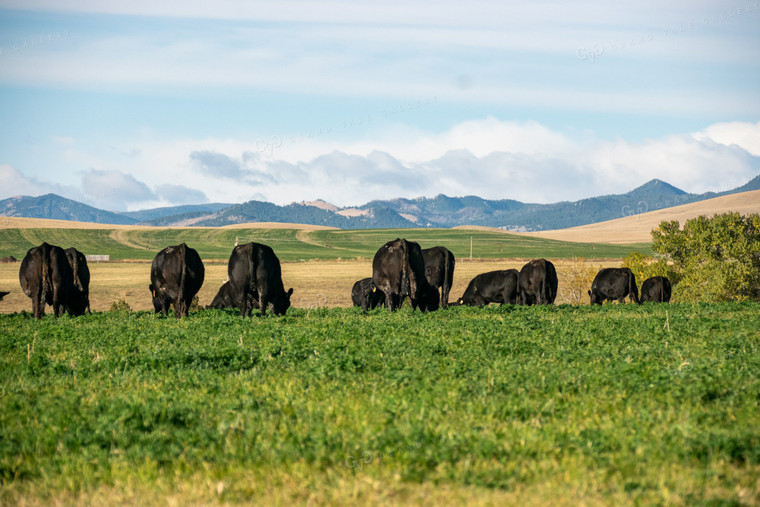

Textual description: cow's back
[19,242,81,318]
[641,276,671,303]
[519,258,557,305]
[372,239,405,296]
[228,242,290,316]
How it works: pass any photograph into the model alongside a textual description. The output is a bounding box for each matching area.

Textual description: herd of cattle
[9,238,672,319]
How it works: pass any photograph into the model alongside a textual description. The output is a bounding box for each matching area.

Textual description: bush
[109,297,132,313]
[651,212,760,302]
[189,295,201,312]
[622,251,681,286]
[562,257,600,305]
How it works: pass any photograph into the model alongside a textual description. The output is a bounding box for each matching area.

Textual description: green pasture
[1,302,758,504]
[0,227,652,261]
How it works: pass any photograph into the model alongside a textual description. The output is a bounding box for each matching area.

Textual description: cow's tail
[40,244,51,306]
[71,251,82,291]
[659,278,664,303]
[629,269,640,304]
[178,243,188,314]
[443,250,452,307]
[399,240,410,298]
[540,261,548,305]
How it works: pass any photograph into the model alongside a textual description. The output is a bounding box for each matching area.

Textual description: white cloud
[80,169,157,211]
[0,164,81,201]
[155,184,208,205]
[696,121,760,157]
[168,118,759,204]
[3,119,758,210]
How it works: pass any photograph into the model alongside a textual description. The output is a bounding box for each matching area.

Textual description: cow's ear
[587,290,591,296]
[287,288,294,297]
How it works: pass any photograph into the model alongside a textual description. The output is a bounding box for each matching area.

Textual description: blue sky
[0,1,759,211]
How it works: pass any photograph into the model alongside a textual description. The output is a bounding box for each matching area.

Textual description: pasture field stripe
[0,302,758,504]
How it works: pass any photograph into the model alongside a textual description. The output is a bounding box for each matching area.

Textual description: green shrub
[109,297,132,313]
[651,212,760,302]
[622,252,680,285]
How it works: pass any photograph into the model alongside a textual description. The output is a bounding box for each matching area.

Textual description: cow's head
[420,285,439,312]
[272,287,294,316]
[588,289,601,305]
[66,289,89,316]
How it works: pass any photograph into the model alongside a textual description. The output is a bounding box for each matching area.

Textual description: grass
[1,302,758,505]
[0,227,652,261]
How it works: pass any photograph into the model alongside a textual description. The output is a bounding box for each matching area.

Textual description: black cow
[207,280,258,310]
[65,247,91,314]
[19,242,88,319]
[455,269,520,306]
[588,267,639,305]
[519,259,558,305]
[149,243,205,318]
[372,238,437,312]
[640,276,672,303]
[351,277,385,311]
[422,246,455,309]
[0,291,9,301]
[227,242,293,317]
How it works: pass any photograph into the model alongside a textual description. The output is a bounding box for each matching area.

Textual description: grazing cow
[351,277,385,311]
[640,276,672,303]
[207,280,258,310]
[0,291,9,301]
[19,242,88,319]
[588,267,639,305]
[519,259,558,305]
[372,238,437,312]
[65,247,91,314]
[422,246,455,309]
[149,243,205,318]
[228,242,293,317]
[455,269,520,306]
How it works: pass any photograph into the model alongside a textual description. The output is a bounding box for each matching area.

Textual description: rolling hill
[519,189,760,244]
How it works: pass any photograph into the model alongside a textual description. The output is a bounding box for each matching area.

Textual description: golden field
[0,258,613,314]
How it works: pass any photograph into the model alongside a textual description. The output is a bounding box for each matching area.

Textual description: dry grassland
[0,258,616,314]
[519,189,760,244]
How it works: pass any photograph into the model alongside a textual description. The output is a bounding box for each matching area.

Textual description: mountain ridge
[1,175,758,230]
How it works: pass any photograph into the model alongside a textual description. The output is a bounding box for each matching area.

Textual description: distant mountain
[722,174,760,194]
[123,203,233,223]
[0,194,137,225]
[1,174,757,229]
[362,178,698,230]
[190,201,417,229]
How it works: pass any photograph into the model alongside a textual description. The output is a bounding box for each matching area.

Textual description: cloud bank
[1,119,758,210]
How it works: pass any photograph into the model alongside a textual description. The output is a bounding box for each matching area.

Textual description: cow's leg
[387,292,398,312]
[52,288,62,318]
[239,290,249,317]
[173,297,182,318]
[256,280,268,316]
[441,285,449,309]
[258,294,268,316]
[32,287,43,319]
